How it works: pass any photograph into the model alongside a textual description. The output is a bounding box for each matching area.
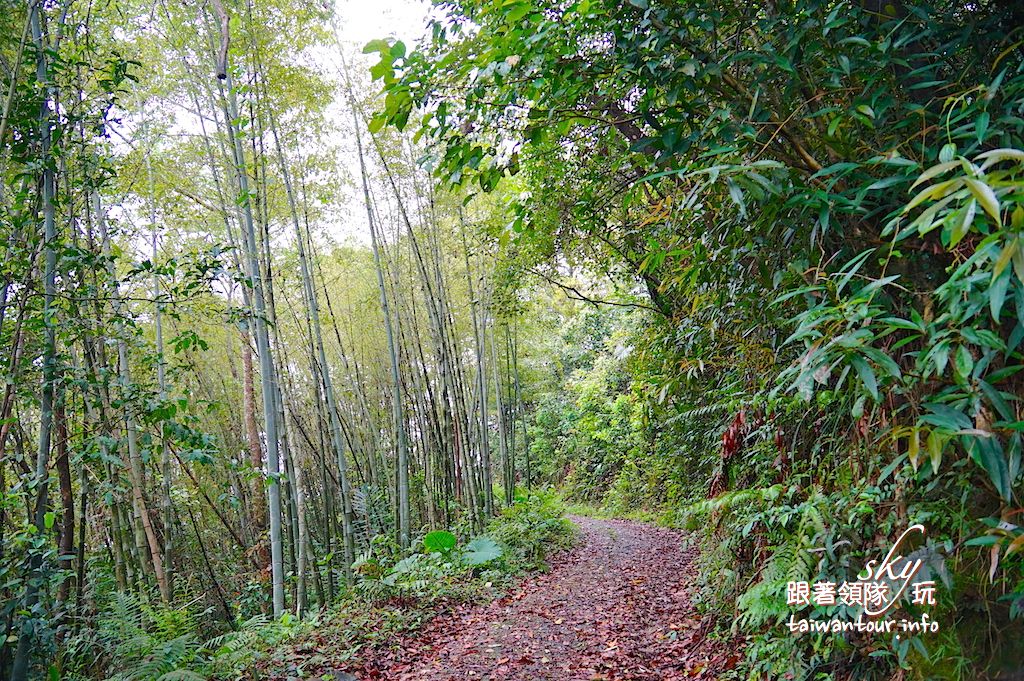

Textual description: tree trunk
[55,402,74,604]
[146,133,174,598]
[218,55,286,614]
[346,86,410,549]
[13,7,59,676]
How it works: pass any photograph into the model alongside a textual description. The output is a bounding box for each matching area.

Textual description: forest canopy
[369,0,1024,677]
[1,0,1024,679]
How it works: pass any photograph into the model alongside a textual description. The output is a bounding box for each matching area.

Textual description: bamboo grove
[0,0,541,677]
[9,0,1024,678]
[369,0,1024,677]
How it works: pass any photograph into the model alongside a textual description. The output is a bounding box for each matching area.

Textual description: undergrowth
[239,490,573,679]
[56,493,570,681]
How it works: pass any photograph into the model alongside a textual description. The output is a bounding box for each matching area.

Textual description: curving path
[354,516,739,680]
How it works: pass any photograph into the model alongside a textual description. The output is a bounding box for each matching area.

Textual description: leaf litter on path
[349,516,742,680]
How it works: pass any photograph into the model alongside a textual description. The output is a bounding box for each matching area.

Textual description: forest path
[356,516,738,680]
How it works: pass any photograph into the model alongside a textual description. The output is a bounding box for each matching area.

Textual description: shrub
[487,490,575,572]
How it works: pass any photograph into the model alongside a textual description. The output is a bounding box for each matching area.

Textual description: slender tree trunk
[241,336,268,539]
[346,92,410,549]
[145,126,174,599]
[218,54,286,614]
[490,324,512,506]
[74,463,88,617]
[512,324,530,488]
[461,219,494,516]
[294,453,308,617]
[263,95,356,583]
[13,7,58,675]
[56,402,74,604]
[120,335,171,602]
[186,505,236,626]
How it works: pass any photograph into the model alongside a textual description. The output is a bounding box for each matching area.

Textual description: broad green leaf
[879,316,924,332]
[910,160,960,189]
[363,39,391,54]
[861,347,901,378]
[850,355,878,400]
[978,380,1014,421]
[977,147,1024,170]
[964,535,1001,547]
[966,437,1011,501]
[904,178,962,213]
[423,530,457,555]
[950,199,976,247]
[975,111,990,142]
[811,162,859,179]
[922,403,972,430]
[990,269,1010,319]
[954,345,974,378]
[965,178,1001,227]
[461,537,503,566]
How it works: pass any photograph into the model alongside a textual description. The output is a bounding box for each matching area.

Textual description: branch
[644,13,825,174]
[528,268,661,314]
[172,447,258,565]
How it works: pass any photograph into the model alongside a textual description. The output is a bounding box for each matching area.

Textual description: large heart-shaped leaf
[423,530,457,555]
[461,537,502,566]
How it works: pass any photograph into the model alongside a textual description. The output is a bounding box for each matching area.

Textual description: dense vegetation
[369,0,1024,678]
[0,0,573,678]
[3,0,1024,679]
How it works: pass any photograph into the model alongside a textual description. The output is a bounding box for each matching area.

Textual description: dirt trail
[358,516,738,680]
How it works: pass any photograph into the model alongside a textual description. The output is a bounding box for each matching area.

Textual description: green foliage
[352,494,569,604]
[373,0,1024,676]
[423,530,458,556]
[247,494,572,678]
[486,490,575,572]
[683,482,956,679]
[59,591,307,681]
[527,305,726,512]
[203,614,308,678]
[461,537,503,567]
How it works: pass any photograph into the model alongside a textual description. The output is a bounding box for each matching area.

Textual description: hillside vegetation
[1,0,1023,679]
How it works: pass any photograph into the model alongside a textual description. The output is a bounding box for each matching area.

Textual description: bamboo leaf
[908,428,920,471]
[850,355,878,400]
[977,147,1024,170]
[993,239,1019,280]
[903,178,962,213]
[965,178,1002,227]
[926,429,944,475]
[950,199,976,247]
[910,160,960,189]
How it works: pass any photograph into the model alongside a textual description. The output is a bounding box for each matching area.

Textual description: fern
[737,534,811,630]
[86,591,213,681]
[680,484,784,525]
[352,484,392,549]
[156,672,206,681]
[204,614,308,675]
[105,633,200,681]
